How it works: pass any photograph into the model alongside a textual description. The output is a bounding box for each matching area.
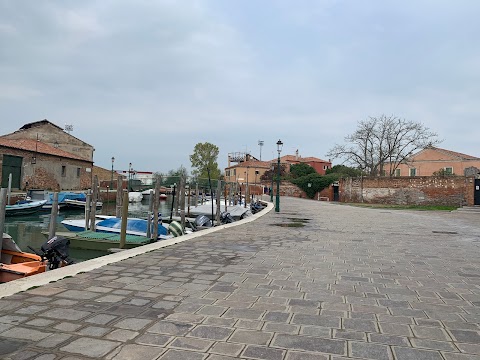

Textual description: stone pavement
[1,197,480,359]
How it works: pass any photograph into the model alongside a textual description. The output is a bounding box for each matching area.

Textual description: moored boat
[5,200,47,217]
[0,233,73,283]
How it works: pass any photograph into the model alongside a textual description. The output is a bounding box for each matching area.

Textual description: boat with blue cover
[61,216,168,239]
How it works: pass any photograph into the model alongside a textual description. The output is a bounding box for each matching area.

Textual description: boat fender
[168,221,184,237]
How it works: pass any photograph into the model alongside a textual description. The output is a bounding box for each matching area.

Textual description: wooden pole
[119,190,129,249]
[146,189,153,238]
[89,176,98,231]
[48,192,58,239]
[216,179,221,225]
[195,184,199,207]
[85,190,91,230]
[180,176,186,230]
[7,174,12,205]
[116,175,123,217]
[152,175,161,240]
[175,177,182,217]
[0,188,7,253]
[187,184,191,217]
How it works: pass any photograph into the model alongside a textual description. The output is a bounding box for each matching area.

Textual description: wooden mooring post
[0,188,7,253]
[48,192,59,239]
[119,190,129,249]
[89,176,99,231]
[116,175,123,218]
[152,174,161,240]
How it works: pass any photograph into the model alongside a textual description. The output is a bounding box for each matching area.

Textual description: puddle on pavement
[272,223,305,228]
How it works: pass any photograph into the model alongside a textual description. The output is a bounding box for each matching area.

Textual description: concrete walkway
[1,197,480,359]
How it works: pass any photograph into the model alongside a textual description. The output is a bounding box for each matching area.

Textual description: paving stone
[285,350,329,360]
[455,342,480,355]
[85,313,118,325]
[113,317,152,331]
[349,341,391,360]
[0,338,30,357]
[159,349,207,359]
[410,338,457,352]
[135,333,172,346]
[229,329,273,345]
[448,329,480,344]
[441,353,480,360]
[300,325,331,338]
[77,325,110,337]
[166,313,205,323]
[343,318,378,333]
[333,329,366,341]
[241,345,285,360]
[60,337,120,357]
[105,329,139,341]
[0,326,52,341]
[188,325,233,341]
[271,333,346,355]
[209,342,244,356]
[54,322,83,332]
[169,336,213,351]
[223,308,264,320]
[106,343,165,360]
[263,322,299,334]
[411,325,452,341]
[196,305,228,316]
[291,314,340,328]
[203,317,237,327]
[40,308,91,321]
[24,318,56,327]
[147,320,194,336]
[393,346,444,360]
[368,333,410,346]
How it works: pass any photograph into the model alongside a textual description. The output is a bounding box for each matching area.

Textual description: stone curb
[0,201,274,298]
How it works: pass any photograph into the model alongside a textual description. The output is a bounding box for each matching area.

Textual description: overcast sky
[1,1,479,174]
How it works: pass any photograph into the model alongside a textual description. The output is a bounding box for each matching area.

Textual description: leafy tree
[326,165,363,178]
[163,166,188,187]
[327,115,441,177]
[432,168,455,176]
[291,173,339,199]
[260,164,287,181]
[190,142,222,181]
[290,163,316,178]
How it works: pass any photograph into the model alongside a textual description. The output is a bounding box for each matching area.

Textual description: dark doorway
[475,179,480,205]
[333,185,339,201]
[1,155,23,189]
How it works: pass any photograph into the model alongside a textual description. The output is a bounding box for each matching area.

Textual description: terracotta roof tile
[0,138,90,162]
[430,147,480,160]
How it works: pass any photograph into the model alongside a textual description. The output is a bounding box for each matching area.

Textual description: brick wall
[1,147,92,191]
[340,176,472,206]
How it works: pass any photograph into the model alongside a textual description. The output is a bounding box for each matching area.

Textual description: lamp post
[275,139,283,212]
[128,162,132,191]
[270,164,274,202]
[110,156,115,189]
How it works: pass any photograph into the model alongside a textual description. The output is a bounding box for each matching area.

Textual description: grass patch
[345,203,457,211]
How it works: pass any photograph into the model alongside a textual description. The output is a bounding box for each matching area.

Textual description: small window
[61,166,66,177]
[77,167,81,177]
[395,169,401,177]
[444,167,453,175]
[409,168,416,177]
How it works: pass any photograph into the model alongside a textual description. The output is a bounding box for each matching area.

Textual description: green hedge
[291,173,339,199]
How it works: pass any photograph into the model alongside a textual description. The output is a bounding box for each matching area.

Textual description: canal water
[3,196,178,263]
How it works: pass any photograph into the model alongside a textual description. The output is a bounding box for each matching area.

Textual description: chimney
[295,149,299,160]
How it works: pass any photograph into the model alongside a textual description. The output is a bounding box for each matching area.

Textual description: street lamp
[275,139,283,212]
[110,156,115,189]
[128,162,132,191]
[270,164,274,202]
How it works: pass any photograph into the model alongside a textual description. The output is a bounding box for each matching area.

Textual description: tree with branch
[327,115,441,176]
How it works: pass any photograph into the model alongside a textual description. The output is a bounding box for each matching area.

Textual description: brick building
[395,146,480,177]
[0,120,95,191]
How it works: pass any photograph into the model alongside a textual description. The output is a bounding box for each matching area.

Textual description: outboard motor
[195,215,212,228]
[40,236,75,270]
[220,212,234,224]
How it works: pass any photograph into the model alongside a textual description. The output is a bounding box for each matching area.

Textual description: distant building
[0,119,94,190]
[224,149,332,186]
[395,146,480,177]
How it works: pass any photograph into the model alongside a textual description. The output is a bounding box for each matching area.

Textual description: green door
[2,155,23,189]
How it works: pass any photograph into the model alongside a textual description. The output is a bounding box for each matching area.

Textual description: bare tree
[327,115,441,176]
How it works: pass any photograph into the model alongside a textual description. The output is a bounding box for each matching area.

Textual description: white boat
[128,192,143,203]
[64,199,103,210]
